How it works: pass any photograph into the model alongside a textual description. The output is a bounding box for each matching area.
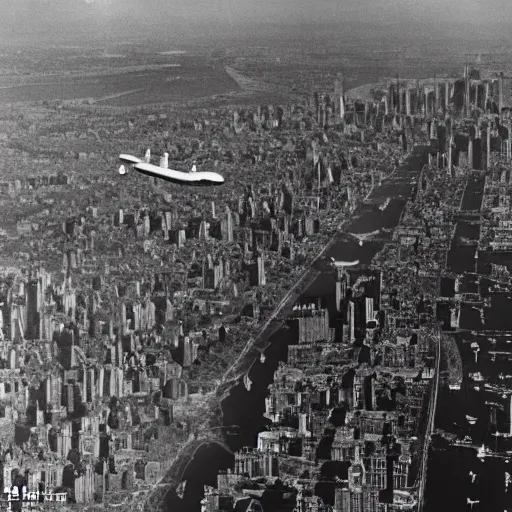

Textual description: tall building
[74,463,95,503]
[334,488,351,512]
[349,446,365,491]
[26,279,40,340]
[499,72,504,113]
[334,73,345,120]
[332,445,382,511]
[289,308,330,343]
[199,220,209,240]
[365,298,375,326]
[203,262,223,290]
[465,64,470,116]
[221,207,234,242]
[234,448,279,478]
[348,301,356,343]
[257,255,266,286]
[336,274,348,312]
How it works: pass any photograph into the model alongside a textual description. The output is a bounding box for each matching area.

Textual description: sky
[3,0,512,42]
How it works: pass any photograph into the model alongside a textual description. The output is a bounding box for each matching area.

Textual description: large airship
[118,149,225,186]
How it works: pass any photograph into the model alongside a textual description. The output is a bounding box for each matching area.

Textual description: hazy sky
[4,0,512,40]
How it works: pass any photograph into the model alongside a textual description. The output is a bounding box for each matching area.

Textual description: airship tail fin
[145,149,151,163]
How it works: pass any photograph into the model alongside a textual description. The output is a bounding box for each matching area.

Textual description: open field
[3,24,512,109]
[0,60,241,106]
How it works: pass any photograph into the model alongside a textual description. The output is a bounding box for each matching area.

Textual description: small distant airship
[330,257,360,269]
[348,230,380,246]
[118,149,225,186]
[467,497,480,510]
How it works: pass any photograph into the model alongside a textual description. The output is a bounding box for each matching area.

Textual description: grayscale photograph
[1,0,512,511]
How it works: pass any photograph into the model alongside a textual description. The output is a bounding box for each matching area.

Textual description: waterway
[164,145,430,512]
[425,171,512,512]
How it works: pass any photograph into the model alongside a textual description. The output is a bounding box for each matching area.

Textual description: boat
[466,415,477,425]
[477,444,488,458]
[379,198,391,211]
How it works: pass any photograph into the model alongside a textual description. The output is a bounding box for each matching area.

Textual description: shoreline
[144,146,421,511]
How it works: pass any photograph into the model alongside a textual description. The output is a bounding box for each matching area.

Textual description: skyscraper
[257,255,266,286]
[335,73,345,120]
[499,72,504,113]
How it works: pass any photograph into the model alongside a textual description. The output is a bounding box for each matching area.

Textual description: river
[425,171,512,512]
[163,144,430,512]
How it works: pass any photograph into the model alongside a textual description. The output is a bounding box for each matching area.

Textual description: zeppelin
[118,149,225,186]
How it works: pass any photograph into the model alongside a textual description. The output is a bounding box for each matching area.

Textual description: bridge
[416,329,441,512]
[455,209,481,220]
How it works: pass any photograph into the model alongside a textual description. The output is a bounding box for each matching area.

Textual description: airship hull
[134,162,224,186]
[332,260,360,267]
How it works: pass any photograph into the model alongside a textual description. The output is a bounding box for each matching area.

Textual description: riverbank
[424,169,511,512]
[161,145,431,512]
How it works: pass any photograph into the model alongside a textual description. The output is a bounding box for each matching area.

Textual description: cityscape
[2,4,512,512]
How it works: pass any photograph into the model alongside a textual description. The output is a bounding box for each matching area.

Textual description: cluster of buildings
[201,260,438,511]
[7,60,510,510]
[195,81,461,512]
[0,69,416,509]
[0,264,188,504]
[198,64,512,512]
